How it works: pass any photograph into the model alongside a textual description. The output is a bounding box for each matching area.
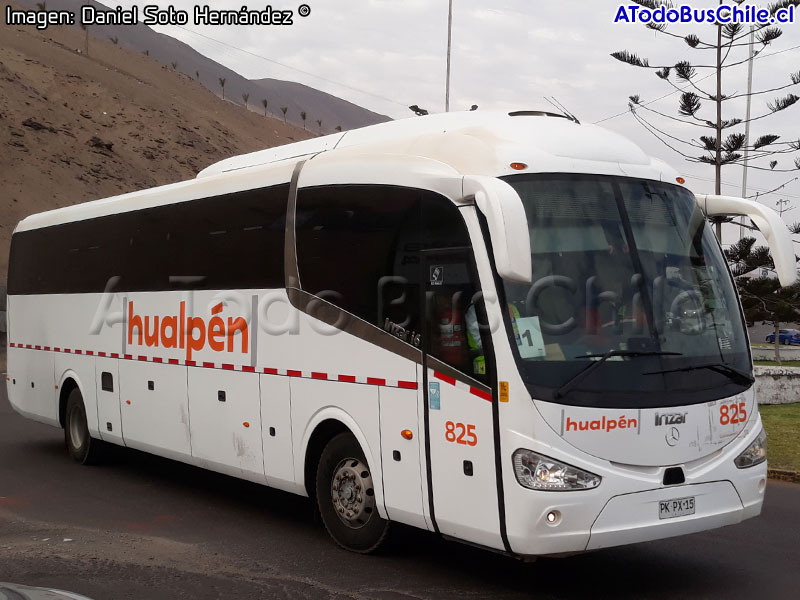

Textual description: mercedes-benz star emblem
[666,427,680,446]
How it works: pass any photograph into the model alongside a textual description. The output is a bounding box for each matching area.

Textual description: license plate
[659,496,695,519]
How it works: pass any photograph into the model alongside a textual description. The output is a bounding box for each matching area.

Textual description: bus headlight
[734,428,767,469]
[512,449,601,491]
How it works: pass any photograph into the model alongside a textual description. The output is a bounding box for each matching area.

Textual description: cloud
[103,0,800,220]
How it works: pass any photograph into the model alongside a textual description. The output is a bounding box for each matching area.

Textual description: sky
[100,0,800,245]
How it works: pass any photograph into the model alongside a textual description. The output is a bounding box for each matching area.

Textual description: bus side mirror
[696,193,798,287]
[464,176,532,284]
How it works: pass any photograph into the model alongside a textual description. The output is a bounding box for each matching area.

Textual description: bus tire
[64,388,104,465]
[316,432,389,553]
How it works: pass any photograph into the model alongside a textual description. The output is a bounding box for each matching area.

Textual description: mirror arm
[464,176,532,284]
[696,194,797,287]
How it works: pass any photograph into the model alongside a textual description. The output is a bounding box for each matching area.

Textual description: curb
[768,469,800,483]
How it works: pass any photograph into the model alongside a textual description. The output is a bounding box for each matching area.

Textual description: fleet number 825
[720,402,747,425]
[445,421,477,446]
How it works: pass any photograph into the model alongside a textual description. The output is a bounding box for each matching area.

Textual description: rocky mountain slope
[1,9,314,281]
[12,0,392,132]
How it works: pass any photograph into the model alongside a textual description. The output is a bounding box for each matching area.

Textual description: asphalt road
[0,383,798,600]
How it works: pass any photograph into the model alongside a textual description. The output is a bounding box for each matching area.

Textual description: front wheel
[316,433,389,553]
[64,388,105,465]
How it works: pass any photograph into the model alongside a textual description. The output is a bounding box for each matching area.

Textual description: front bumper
[586,480,744,550]
[502,428,768,557]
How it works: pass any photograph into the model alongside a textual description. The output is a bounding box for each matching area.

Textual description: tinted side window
[8,184,288,294]
[295,185,422,336]
[8,216,140,295]
[421,199,487,381]
[422,195,471,250]
[165,186,287,289]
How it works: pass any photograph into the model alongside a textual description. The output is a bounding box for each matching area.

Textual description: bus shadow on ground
[13,434,749,600]
[106,444,745,599]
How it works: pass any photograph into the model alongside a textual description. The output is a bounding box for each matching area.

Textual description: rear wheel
[64,388,105,465]
[316,432,389,553]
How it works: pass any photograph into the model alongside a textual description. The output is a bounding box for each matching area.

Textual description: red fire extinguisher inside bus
[438,303,465,366]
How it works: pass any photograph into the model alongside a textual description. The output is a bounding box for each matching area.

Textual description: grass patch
[754,360,800,367]
[760,403,800,471]
[751,343,800,349]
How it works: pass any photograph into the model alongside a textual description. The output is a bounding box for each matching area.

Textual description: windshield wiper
[553,350,683,399]
[644,362,754,385]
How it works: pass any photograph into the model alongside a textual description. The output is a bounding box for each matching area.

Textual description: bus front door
[422,251,503,550]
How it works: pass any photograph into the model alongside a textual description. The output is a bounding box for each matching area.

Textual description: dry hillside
[0,11,312,282]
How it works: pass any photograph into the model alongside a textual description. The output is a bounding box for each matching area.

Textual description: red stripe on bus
[433,371,456,386]
[470,387,493,402]
[8,343,421,393]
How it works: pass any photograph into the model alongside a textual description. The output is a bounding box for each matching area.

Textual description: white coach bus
[5,111,795,556]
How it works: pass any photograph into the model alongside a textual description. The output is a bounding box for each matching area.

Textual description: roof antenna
[551,97,581,124]
[543,97,580,124]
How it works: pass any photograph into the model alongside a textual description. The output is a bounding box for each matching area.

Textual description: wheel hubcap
[331,458,375,529]
[68,405,86,450]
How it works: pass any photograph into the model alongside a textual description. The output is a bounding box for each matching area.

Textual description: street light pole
[445,0,453,112]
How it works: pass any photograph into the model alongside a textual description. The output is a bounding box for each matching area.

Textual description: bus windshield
[499,173,751,409]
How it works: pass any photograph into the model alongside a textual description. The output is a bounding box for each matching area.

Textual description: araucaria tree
[218,77,226,100]
[262,99,268,116]
[612,0,800,238]
[726,237,800,362]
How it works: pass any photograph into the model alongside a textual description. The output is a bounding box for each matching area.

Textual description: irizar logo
[654,412,688,427]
